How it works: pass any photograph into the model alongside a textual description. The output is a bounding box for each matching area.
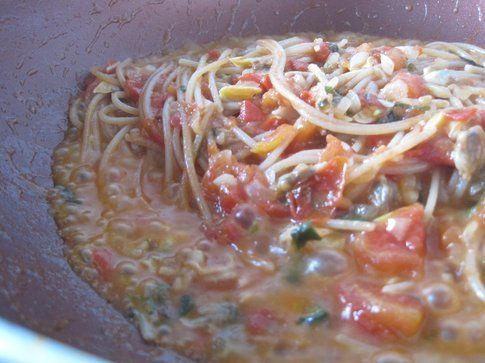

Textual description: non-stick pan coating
[0,1,483,361]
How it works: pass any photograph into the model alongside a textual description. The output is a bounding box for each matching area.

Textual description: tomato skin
[151,92,167,111]
[299,90,315,106]
[140,118,164,146]
[392,72,428,98]
[102,59,118,74]
[365,134,393,149]
[92,248,116,281]
[260,116,284,131]
[352,203,426,277]
[407,134,454,166]
[246,309,275,335]
[83,75,99,100]
[338,281,425,340]
[287,157,346,224]
[125,70,148,101]
[239,72,262,83]
[286,59,309,71]
[357,89,386,110]
[170,112,181,128]
[371,47,407,70]
[207,48,221,60]
[444,107,485,127]
[239,73,273,92]
[444,107,477,122]
[314,42,331,63]
[287,121,320,154]
[260,75,273,91]
[239,100,266,123]
[203,217,245,245]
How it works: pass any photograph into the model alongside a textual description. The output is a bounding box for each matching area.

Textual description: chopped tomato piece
[392,72,428,98]
[365,134,393,149]
[314,42,331,63]
[287,157,346,223]
[287,120,319,153]
[239,100,266,123]
[125,70,149,101]
[321,134,353,161]
[286,59,309,71]
[338,281,425,340]
[352,203,426,277]
[251,124,296,156]
[170,112,181,128]
[244,174,290,218]
[207,48,221,60]
[102,59,118,74]
[246,309,276,335]
[406,134,454,166]
[260,116,284,131]
[444,107,485,127]
[83,74,99,100]
[140,118,164,146]
[239,72,262,83]
[200,79,213,100]
[357,89,386,109]
[299,90,315,106]
[151,92,167,111]
[92,248,116,281]
[203,151,289,220]
[261,74,273,91]
[372,47,407,70]
[239,73,273,92]
[202,151,255,215]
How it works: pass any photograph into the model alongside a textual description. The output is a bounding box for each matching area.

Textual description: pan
[0,0,483,361]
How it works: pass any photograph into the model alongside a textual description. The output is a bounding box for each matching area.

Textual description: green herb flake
[131,282,170,317]
[325,86,337,95]
[179,85,187,92]
[291,221,321,249]
[178,295,195,317]
[393,102,430,112]
[284,253,305,284]
[56,185,81,204]
[249,221,259,234]
[406,62,416,72]
[415,105,430,111]
[297,308,329,326]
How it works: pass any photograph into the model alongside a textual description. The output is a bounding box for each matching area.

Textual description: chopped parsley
[291,221,320,249]
[130,282,170,318]
[56,185,81,204]
[406,62,416,72]
[325,85,338,96]
[178,295,195,317]
[179,85,187,92]
[394,102,430,112]
[296,307,329,325]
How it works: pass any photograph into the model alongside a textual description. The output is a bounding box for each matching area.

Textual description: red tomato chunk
[338,281,425,340]
[352,203,426,277]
